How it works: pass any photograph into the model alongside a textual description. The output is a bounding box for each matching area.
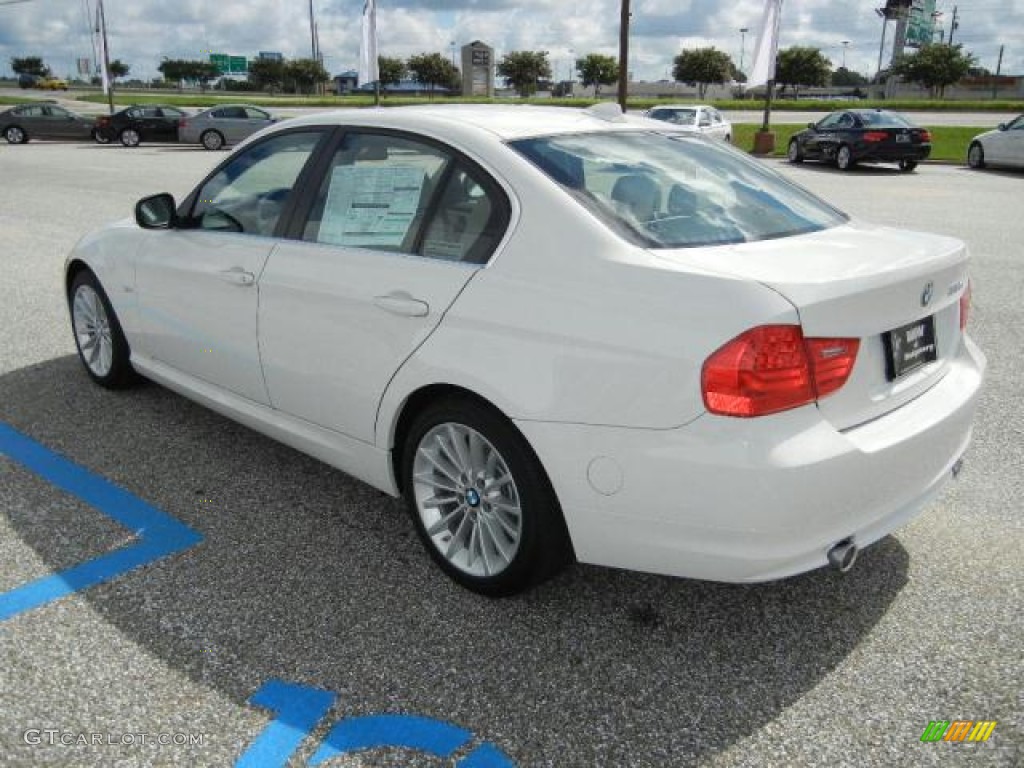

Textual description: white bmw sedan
[967,114,1024,170]
[644,104,732,142]
[66,105,985,596]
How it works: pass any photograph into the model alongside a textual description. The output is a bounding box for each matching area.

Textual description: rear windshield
[855,111,914,128]
[510,131,847,248]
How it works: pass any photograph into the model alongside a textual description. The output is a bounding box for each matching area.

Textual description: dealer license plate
[884,316,937,380]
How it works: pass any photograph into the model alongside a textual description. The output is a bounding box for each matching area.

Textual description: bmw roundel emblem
[921,281,934,307]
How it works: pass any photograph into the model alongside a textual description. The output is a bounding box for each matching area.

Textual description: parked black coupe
[93,104,188,146]
[787,109,931,172]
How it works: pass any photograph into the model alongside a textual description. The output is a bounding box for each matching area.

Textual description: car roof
[276,104,674,141]
[650,104,709,110]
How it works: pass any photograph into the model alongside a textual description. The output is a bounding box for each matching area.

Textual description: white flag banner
[359,0,379,85]
[747,0,783,88]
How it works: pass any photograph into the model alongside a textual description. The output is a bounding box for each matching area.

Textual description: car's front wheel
[898,159,918,172]
[4,125,27,144]
[967,142,985,169]
[201,130,225,150]
[787,139,804,163]
[120,128,141,147]
[836,145,854,171]
[92,128,111,144]
[402,398,572,596]
[68,270,136,389]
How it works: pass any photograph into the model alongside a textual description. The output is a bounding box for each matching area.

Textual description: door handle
[218,267,255,286]
[373,292,429,317]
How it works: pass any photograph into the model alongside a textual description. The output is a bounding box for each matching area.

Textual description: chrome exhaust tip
[827,540,858,573]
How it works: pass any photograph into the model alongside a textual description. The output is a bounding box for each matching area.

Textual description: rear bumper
[854,144,932,163]
[517,336,985,583]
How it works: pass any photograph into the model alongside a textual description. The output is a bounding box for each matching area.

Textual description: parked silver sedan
[178,104,277,150]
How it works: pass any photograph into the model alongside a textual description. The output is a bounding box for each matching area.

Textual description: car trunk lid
[654,221,969,430]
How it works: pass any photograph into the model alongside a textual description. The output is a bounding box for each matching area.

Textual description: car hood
[973,128,1000,142]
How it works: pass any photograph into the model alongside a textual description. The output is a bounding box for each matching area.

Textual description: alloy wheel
[72,284,114,377]
[412,422,523,578]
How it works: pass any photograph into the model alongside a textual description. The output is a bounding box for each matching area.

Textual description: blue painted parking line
[240,679,516,767]
[0,422,203,622]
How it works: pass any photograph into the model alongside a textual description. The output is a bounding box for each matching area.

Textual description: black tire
[120,128,141,147]
[836,144,854,171]
[68,269,137,389]
[967,142,985,169]
[92,128,112,145]
[898,159,918,172]
[787,139,804,163]
[201,130,225,150]
[4,125,27,144]
[401,397,572,596]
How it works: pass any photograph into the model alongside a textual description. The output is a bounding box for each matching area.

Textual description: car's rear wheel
[898,159,918,172]
[836,145,854,171]
[402,398,571,596]
[787,139,804,163]
[967,142,985,169]
[120,128,141,147]
[92,128,111,144]
[69,270,136,389]
[201,130,225,150]
[4,125,27,144]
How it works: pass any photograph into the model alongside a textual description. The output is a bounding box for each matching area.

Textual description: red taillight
[97,116,110,127]
[919,129,932,142]
[178,118,187,128]
[701,325,860,418]
[959,279,971,331]
[863,131,888,142]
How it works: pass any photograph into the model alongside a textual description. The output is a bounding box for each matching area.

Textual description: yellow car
[36,78,69,91]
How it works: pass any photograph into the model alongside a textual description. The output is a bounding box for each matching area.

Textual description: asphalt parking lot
[1,140,1022,767]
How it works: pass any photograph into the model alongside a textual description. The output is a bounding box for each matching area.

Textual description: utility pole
[617,0,630,111]
[948,5,959,45]
[97,0,114,115]
[993,44,1004,99]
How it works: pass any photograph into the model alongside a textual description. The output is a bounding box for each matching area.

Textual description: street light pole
[97,0,114,115]
[617,0,630,110]
[841,40,849,69]
[739,27,748,75]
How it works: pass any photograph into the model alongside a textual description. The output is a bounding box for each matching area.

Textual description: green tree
[407,52,460,93]
[157,59,219,91]
[108,59,129,81]
[775,46,831,98]
[831,66,868,87]
[11,56,50,77]
[672,47,733,99]
[378,55,406,87]
[497,50,551,98]
[284,58,330,95]
[575,53,618,97]
[892,43,975,98]
[248,57,286,93]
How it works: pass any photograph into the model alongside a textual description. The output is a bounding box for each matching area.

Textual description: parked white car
[645,104,732,141]
[967,114,1024,170]
[66,105,984,595]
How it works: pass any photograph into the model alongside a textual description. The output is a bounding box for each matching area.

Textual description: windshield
[650,108,697,126]
[510,131,848,248]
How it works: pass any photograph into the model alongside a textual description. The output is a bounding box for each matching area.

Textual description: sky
[1,0,1021,83]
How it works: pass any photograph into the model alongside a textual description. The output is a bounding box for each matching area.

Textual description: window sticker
[318,165,425,249]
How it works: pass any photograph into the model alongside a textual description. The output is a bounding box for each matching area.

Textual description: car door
[988,116,1024,166]
[804,112,843,159]
[243,107,273,141]
[40,105,79,138]
[156,107,185,141]
[134,129,327,404]
[259,129,511,443]
[135,106,163,140]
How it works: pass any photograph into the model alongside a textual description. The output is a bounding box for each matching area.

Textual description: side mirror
[998,123,1007,131]
[135,193,177,230]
